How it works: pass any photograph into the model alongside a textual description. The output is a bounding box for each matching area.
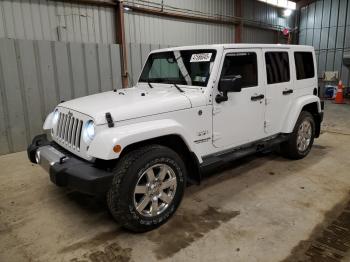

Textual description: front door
[212,49,266,149]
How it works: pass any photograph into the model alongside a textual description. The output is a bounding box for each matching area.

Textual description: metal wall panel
[243,0,295,29]
[299,0,350,86]
[242,0,295,44]
[0,38,122,155]
[242,26,276,43]
[0,0,116,44]
[124,0,235,45]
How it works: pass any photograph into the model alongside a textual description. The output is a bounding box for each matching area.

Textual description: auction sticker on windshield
[190,53,212,62]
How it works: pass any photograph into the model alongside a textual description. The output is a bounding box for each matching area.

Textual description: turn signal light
[113,144,122,153]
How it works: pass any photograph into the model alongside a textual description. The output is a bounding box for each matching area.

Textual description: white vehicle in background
[28,44,324,232]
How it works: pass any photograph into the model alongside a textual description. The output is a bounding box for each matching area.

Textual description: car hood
[58,86,197,125]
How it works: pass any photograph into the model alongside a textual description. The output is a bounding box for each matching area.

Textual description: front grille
[55,112,83,151]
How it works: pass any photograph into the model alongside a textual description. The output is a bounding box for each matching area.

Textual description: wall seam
[0,2,8,37]
[0,42,13,152]
[108,44,115,90]
[14,40,31,144]
[82,43,90,95]
[96,43,102,93]
[340,0,349,81]
[50,41,61,103]
[332,0,341,71]
[324,0,333,71]
[67,43,75,98]
[33,41,47,122]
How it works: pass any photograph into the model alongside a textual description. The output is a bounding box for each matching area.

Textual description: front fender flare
[87,119,202,162]
[281,95,321,134]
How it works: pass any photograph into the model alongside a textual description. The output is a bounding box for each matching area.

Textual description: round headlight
[52,109,60,126]
[83,120,95,143]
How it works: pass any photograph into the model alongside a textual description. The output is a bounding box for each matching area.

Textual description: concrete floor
[1,101,350,262]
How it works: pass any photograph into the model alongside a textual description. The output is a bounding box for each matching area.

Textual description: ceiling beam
[123,4,238,26]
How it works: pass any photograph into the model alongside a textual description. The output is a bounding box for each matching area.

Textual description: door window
[221,52,258,88]
[294,52,315,80]
[265,52,290,84]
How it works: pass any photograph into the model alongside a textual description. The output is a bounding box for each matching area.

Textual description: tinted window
[220,52,258,88]
[265,52,290,84]
[294,52,315,80]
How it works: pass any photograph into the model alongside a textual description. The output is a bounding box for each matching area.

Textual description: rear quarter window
[294,52,315,80]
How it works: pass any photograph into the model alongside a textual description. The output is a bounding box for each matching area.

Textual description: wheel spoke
[134,185,147,194]
[161,177,176,190]
[136,196,150,212]
[159,192,172,204]
[158,165,168,181]
[146,168,156,182]
[151,198,159,216]
[297,135,302,144]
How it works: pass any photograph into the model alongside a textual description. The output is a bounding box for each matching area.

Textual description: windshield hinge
[213,132,222,142]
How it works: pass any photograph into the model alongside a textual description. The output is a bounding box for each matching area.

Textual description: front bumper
[27,134,114,195]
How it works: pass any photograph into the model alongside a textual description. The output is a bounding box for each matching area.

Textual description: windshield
[139,49,217,87]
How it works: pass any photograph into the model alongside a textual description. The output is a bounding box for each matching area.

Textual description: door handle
[251,94,264,101]
[282,89,293,95]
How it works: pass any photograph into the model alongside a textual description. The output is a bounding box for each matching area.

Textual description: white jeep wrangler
[28,44,324,232]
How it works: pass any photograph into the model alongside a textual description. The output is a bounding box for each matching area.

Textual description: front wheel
[280,111,315,159]
[107,145,186,232]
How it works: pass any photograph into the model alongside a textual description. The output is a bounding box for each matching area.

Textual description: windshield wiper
[173,83,184,93]
[147,81,154,88]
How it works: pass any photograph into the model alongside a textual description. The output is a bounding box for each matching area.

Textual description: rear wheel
[281,111,315,159]
[107,145,186,232]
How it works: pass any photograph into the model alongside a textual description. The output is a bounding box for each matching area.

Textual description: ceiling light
[283,9,292,17]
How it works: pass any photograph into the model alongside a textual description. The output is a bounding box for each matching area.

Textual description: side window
[220,52,258,88]
[265,52,290,84]
[294,52,315,80]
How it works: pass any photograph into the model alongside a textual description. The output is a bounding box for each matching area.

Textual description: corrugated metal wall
[243,26,276,43]
[242,0,295,43]
[124,0,235,45]
[299,0,350,86]
[0,0,116,43]
[127,43,172,86]
[0,38,122,155]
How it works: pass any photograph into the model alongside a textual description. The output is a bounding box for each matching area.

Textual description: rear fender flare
[281,95,321,133]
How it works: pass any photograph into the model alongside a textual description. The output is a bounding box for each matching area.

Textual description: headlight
[83,120,95,143]
[52,109,59,126]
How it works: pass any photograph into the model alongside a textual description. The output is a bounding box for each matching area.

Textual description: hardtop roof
[151,43,314,53]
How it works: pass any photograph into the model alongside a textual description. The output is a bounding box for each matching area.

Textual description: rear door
[263,49,294,135]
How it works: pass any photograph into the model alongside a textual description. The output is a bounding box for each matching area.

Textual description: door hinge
[213,132,222,142]
[265,97,271,105]
[213,106,221,115]
[264,121,270,128]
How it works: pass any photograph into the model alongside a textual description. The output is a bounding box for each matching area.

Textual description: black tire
[107,145,186,232]
[280,111,315,160]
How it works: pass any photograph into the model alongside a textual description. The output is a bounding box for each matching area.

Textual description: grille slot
[55,112,83,150]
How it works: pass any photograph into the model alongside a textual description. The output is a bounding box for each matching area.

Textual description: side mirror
[216,75,242,103]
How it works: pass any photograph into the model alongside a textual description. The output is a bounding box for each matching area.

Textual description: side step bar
[200,134,290,171]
